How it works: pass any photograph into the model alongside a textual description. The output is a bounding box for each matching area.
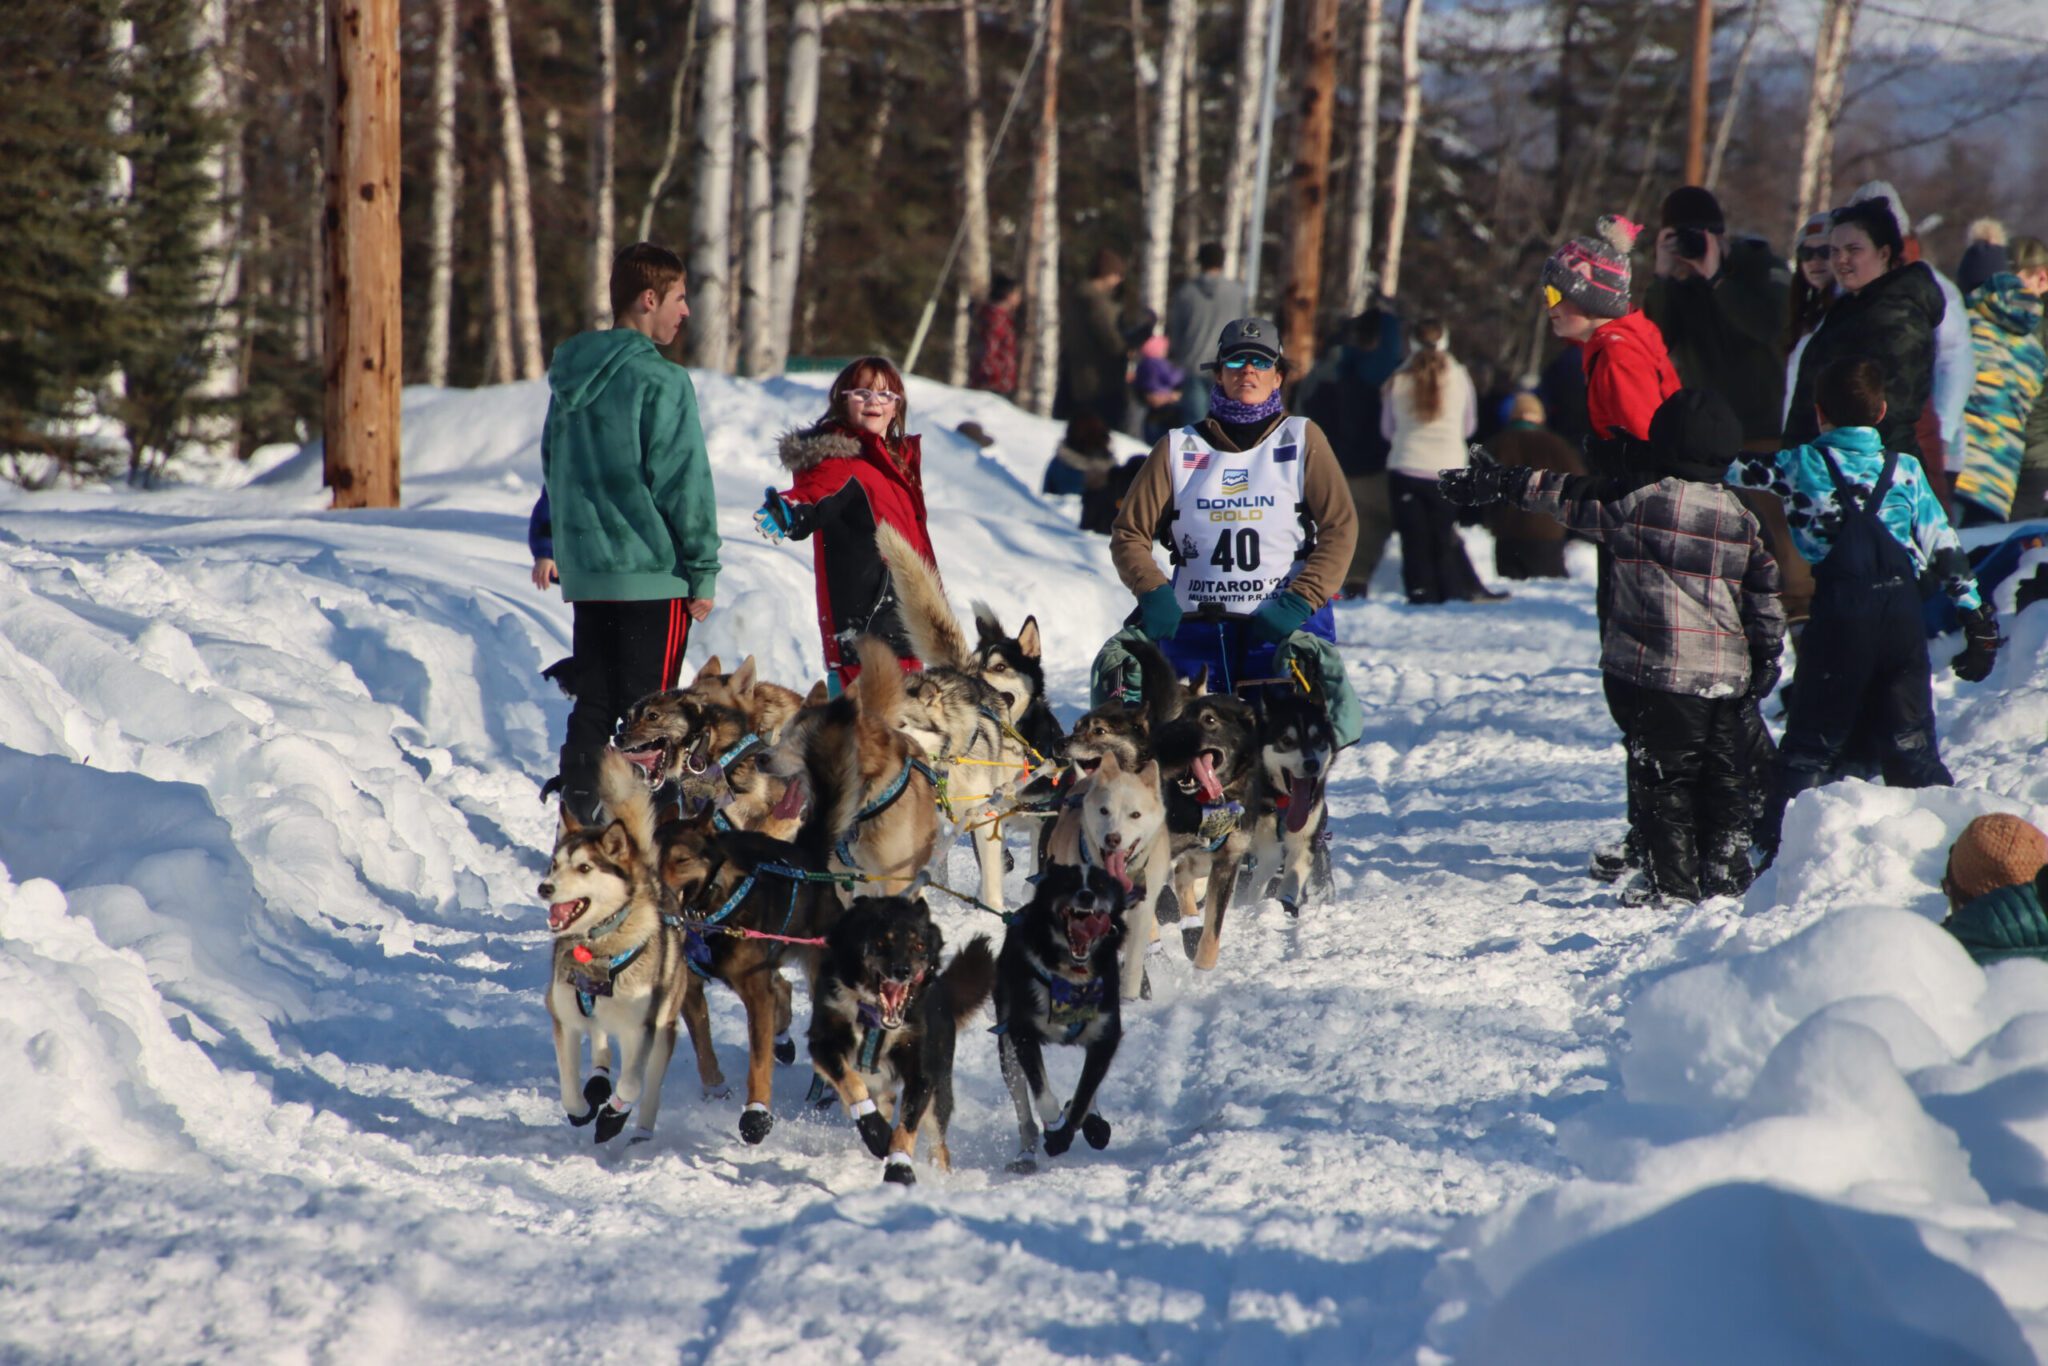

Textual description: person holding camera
[1645,187,1791,447]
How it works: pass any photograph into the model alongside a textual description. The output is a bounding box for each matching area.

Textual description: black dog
[994,864,1127,1172]
[1151,683,1261,969]
[809,895,994,1184]
[1246,681,1339,916]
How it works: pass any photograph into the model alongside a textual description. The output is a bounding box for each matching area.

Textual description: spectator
[968,274,1022,397]
[1485,392,1585,579]
[1956,219,2011,297]
[1383,319,1502,604]
[1782,212,1836,425]
[1955,239,2048,526]
[1783,198,1946,468]
[1543,214,1681,471]
[1166,242,1250,415]
[1732,357,2001,861]
[1644,185,1790,446]
[1849,181,1972,490]
[1044,411,1117,500]
[1295,305,1405,597]
[1061,249,1133,433]
[1940,814,2048,966]
[1132,334,1190,443]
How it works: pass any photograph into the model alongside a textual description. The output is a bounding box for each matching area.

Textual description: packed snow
[3,371,2048,1362]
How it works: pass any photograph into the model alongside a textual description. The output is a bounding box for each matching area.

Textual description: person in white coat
[1382,319,1506,604]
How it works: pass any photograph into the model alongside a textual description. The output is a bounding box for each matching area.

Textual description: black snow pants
[557,598,691,818]
[1391,473,1487,604]
[1604,677,1756,902]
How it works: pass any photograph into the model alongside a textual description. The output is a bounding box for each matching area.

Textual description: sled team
[525,237,2002,1176]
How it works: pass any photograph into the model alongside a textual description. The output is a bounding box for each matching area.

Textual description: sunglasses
[845,388,900,406]
[1221,355,1276,371]
[1796,244,1829,263]
[1543,284,1563,309]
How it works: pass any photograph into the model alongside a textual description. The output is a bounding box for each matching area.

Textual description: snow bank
[1435,778,2048,1362]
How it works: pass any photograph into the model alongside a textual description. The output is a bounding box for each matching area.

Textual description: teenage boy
[1444,390,1785,904]
[1729,356,2001,859]
[537,241,721,821]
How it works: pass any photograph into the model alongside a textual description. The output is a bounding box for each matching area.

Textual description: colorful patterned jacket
[1956,273,2048,519]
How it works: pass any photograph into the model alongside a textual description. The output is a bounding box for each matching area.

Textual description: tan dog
[614,655,809,838]
[1044,751,1170,1001]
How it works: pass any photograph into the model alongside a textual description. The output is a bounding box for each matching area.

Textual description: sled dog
[1153,678,1261,971]
[807,894,995,1184]
[614,656,806,838]
[540,749,721,1145]
[1045,751,1170,1002]
[994,863,1128,1172]
[1248,683,1338,917]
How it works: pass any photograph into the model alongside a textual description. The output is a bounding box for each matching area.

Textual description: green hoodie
[541,329,721,602]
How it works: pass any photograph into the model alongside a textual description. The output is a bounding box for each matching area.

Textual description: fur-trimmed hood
[778,423,863,473]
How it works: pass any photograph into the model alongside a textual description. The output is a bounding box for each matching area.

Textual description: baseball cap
[1211,317,1283,367]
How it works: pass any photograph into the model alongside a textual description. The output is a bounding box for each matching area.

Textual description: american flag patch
[1181,444,1209,470]
[1274,442,1298,463]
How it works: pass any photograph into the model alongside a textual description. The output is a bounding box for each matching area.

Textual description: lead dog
[540,749,720,1145]
[994,864,1128,1172]
[1247,682,1338,917]
[1044,751,1169,1001]
[1153,678,1261,971]
[808,894,994,1184]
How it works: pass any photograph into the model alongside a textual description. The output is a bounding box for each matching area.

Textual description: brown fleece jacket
[1109,416,1359,607]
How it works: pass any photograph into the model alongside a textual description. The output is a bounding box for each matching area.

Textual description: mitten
[1953,604,2003,683]
[1133,584,1184,642]
[1745,650,1782,701]
[1438,451,1531,508]
[1250,591,1315,644]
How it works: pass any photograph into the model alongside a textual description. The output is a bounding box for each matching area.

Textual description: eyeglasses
[845,387,900,406]
[1221,355,1276,371]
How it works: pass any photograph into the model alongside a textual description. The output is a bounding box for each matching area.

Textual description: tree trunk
[1705,0,1768,192]
[689,0,738,369]
[1377,0,1423,299]
[424,0,459,385]
[769,0,822,369]
[1180,32,1202,263]
[737,0,774,374]
[1129,0,1150,210]
[953,0,993,385]
[588,0,618,328]
[193,0,242,456]
[638,0,699,243]
[1018,0,1064,416]
[1683,0,1711,187]
[487,169,514,384]
[1278,0,1338,369]
[1794,0,1858,236]
[323,0,401,507]
[1242,0,1286,304]
[1342,0,1384,312]
[1140,0,1195,323]
[485,0,544,378]
[1220,0,1272,278]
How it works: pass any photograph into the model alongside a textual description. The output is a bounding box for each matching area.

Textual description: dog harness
[679,859,813,980]
[1025,960,1107,1044]
[679,732,764,833]
[1165,417,1316,614]
[568,936,651,1018]
[833,756,940,868]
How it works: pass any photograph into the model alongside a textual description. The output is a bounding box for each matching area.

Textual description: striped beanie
[1543,215,1641,319]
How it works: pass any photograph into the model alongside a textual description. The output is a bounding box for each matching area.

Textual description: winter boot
[557,743,607,826]
[1617,871,1663,908]
[1589,828,1641,883]
[1699,828,1756,900]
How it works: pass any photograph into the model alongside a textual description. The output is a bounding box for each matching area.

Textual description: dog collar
[714,733,765,771]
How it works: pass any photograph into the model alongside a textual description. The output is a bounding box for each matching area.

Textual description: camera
[1673,226,1712,262]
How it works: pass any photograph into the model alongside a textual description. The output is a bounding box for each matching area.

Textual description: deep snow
[4,372,2048,1363]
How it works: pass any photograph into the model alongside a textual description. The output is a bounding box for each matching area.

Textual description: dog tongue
[771,775,807,822]
[1104,847,1133,893]
[1286,774,1319,833]
[1192,753,1223,804]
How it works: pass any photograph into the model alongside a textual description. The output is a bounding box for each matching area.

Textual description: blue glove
[1133,585,1184,642]
[753,488,796,541]
[1251,591,1315,644]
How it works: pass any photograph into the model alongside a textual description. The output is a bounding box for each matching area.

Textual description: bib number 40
[1209,528,1262,574]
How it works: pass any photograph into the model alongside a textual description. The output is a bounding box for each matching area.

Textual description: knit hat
[1543,215,1640,319]
[1660,186,1726,235]
[1646,388,1742,480]
[1849,180,1913,241]
[1945,814,2048,903]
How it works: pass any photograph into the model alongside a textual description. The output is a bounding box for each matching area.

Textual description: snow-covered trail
[6,377,2048,1363]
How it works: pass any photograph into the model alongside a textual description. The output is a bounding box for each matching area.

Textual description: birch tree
[1377,0,1423,299]
[769,0,823,369]
[688,0,738,369]
[587,0,617,329]
[638,0,699,243]
[1180,33,1201,263]
[424,0,459,385]
[1705,0,1768,192]
[1018,0,1064,416]
[485,0,544,378]
[737,0,774,374]
[1278,0,1338,367]
[1139,0,1195,323]
[1794,0,1859,236]
[1342,0,1384,312]
[951,0,993,385]
[487,170,514,384]
[1220,0,1271,277]
[193,0,240,454]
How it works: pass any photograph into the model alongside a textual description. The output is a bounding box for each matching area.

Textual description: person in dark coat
[1060,249,1133,433]
[1444,389,1785,904]
[755,356,939,688]
[1644,186,1791,446]
[1297,305,1405,596]
[1485,392,1585,579]
[1783,199,1946,463]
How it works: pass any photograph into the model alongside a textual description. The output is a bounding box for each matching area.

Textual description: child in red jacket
[1544,214,1680,469]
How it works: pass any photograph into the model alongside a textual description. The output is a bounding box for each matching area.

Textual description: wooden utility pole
[323,0,401,509]
[1279,0,1338,369]
[1683,0,1711,186]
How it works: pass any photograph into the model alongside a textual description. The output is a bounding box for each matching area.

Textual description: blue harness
[697,732,764,833]
[567,900,652,1018]
[680,859,813,980]
[833,757,939,868]
[994,959,1107,1044]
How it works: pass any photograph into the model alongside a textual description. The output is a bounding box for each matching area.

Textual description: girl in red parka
[1543,214,1680,472]
[755,356,939,687]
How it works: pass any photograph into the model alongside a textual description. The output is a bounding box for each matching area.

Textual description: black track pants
[560,598,691,809]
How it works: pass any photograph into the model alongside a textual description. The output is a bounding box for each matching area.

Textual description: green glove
[1134,585,1184,642]
[1251,591,1315,644]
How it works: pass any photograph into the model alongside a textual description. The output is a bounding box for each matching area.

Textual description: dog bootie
[774,1033,796,1066]
[594,1098,632,1144]
[568,1071,613,1126]
[850,1098,891,1158]
[882,1153,916,1186]
[739,1102,775,1145]
[1080,1113,1112,1150]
